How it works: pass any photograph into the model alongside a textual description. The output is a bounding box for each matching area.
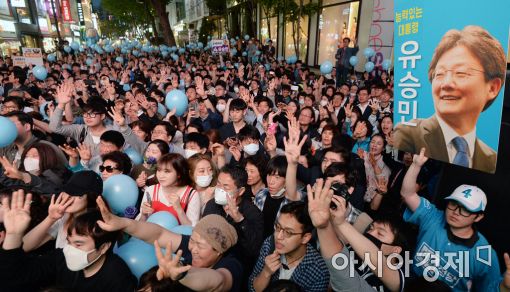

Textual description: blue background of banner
[393,0,510,152]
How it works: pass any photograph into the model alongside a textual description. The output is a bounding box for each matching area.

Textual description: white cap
[444,184,487,213]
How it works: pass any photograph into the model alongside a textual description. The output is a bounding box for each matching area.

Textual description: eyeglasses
[274,222,304,239]
[432,68,485,82]
[446,201,473,217]
[99,165,118,173]
[152,130,168,135]
[83,112,101,118]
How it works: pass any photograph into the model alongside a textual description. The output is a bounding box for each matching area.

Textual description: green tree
[198,17,217,44]
[259,0,278,39]
[277,0,318,58]
[149,0,177,46]
[101,0,152,39]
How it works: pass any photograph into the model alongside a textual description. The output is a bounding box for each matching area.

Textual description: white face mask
[184,149,199,159]
[24,157,40,173]
[243,143,259,156]
[271,187,286,199]
[320,100,329,107]
[299,99,305,105]
[216,103,226,113]
[195,175,213,188]
[317,128,323,135]
[63,243,101,271]
[214,187,232,205]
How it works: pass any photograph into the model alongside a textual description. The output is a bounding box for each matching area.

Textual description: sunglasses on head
[99,165,118,173]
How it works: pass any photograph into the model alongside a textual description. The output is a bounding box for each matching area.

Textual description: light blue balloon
[264,63,271,71]
[242,51,247,57]
[71,41,80,51]
[171,46,177,52]
[33,65,47,80]
[103,174,139,216]
[162,51,169,57]
[0,117,18,147]
[349,56,359,66]
[255,50,261,56]
[47,53,56,62]
[124,147,142,165]
[363,47,375,58]
[277,56,284,62]
[123,83,131,92]
[96,47,104,54]
[231,48,237,55]
[79,47,85,52]
[171,54,179,61]
[121,48,128,54]
[64,45,71,53]
[115,56,123,63]
[165,89,188,117]
[286,55,297,64]
[86,58,93,66]
[197,42,203,48]
[170,225,193,236]
[178,48,185,54]
[157,103,167,116]
[382,59,392,71]
[244,34,250,41]
[365,61,375,73]
[320,60,333,74]
[115,240,158,280]
[147,211,179,230]
[132,50,139,56]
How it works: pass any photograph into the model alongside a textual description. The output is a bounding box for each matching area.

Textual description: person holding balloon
[137,153,200,227]
[99,151,132,181]
[335,38,359,86]
[0,189,137,291]
[97,196,243,292]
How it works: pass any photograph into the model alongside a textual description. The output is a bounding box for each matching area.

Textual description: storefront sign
[61,0,72,22]
[211,39,229,55]
[10,0,26,8]
[0,19,15,32]
[393,0,510,174]
[76,0,85,25]
[38,17,49,33]
[22,47,44,66]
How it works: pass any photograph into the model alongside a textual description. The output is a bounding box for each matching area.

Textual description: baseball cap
[63,171,103,196]
[444,184,487,213]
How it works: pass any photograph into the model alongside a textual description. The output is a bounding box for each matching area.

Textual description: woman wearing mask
[132,139,170,190]
[22,171,103,251]
[0,142,72,195]
[137,153,200,226]
[188,154,217,214]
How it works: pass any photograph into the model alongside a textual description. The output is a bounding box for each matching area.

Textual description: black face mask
[364,232,384,249]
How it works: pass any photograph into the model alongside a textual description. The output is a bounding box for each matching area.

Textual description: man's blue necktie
[452,136,469,167]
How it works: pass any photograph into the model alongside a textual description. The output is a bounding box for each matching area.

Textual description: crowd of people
[0,36,508,292]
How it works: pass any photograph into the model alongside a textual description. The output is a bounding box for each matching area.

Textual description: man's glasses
[274,222,304,239]
[99,165,118,173]
[446,201,473,217]
[432,68,484,83]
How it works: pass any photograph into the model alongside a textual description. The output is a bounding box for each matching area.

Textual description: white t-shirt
[48,213,70,249]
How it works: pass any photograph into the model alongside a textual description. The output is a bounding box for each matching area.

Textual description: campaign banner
[13,56,26,67]
[22,47,44,66]
[61,0,72,22]
[211,39,229,55]
[393,0,510,174]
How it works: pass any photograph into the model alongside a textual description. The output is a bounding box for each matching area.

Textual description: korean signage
[76,0,84,25]
[23,47,44,66]
[61,0,72,22]
[210,39,230,55]
[10,0,26,8]
[393,0,510,174]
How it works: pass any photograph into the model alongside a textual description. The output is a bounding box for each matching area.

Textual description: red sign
[61,0,72,22]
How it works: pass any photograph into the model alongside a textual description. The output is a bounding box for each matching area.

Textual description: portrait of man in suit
[394,25,506,173]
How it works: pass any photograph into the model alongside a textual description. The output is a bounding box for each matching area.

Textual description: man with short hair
[250,201,329,292]
[401,148,509,291]
[335,38,359,86]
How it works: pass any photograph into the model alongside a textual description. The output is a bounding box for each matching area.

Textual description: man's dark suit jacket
[393,116,497,173]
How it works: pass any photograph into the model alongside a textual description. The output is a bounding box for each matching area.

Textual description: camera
[330,182,351,209]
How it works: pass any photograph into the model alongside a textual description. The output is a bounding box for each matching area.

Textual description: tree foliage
[101,0,151,39]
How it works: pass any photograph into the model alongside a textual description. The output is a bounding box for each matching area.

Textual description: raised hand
[229,145,242,162]
[330,195,348,226]
[264,134,277,154]
[48,193,75,220]
[284,117,307,165]
[154,241,191,281]
[108,108,126,127]
[344,104,353,118]
[163,108,177,121]
[412,148,428,167]
[96,196,128,232]
[211,143,226,158]
[376,176,388,194]
[55,82,73,106]
[77,143,92,161]
[0,156,23,180]
[2,189,32,237]
[307,179,333,229]
[223,194,243,222]
[502,253,510,290]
